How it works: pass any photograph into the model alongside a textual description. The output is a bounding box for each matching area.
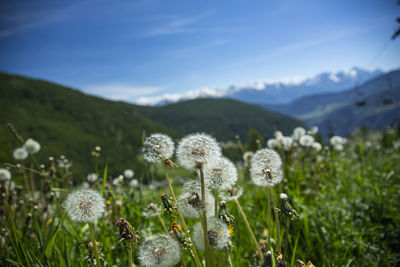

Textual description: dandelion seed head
[124,169,134,179]
[274,131,283,139]
[0,168,11,181]
[251,148,282,169]
[142,133,174,163]
[279,193,289,200]
[293,127,306,140]
[299,135,314,147]
[312,142,322,151]
[143,203,161,218]
[87,173,98,183]
[129,179,139,188]
[64,189,105,222]
[308,126,319,135]
[138,234,181,267]
[176,133,221,170]
[330,136,344,146]
[13,147,28,160]
[219,186,243,201]
[177,181,215,218]
[193,217,230,250]
[203,157,238,190]
[24,138,41,154]
[281,136,293,151]
[267,138,279,149]
[251,166,283,187]
[242,151,253,162]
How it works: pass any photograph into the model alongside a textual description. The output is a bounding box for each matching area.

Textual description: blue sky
[0,0,399,103]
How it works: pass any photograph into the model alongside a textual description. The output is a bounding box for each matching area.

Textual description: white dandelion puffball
[64,189,105,222]
[13,147,28,160]
[0,168,11,181]
[299,135,314,147]
[330,136,345,146]
[251,148,282,170]
[138,234,181,267]
[219,186,243,201]
[242,151,253,162]
[177,181,215,218]
[279,193,289,200]
[143,203,161,218]
[24,138,41,154]
[274,131,283,139]
[87,173,98,183]
[129,178,139,188]
[176,133,222,170]
[251,166,283,187]
[293,127,306,140]
[334,144,344,151]
[308,126,319,135]
[282,136,293,151]
[142,133,175,162]
[267,138,279,149]
[203,157,238,190]
[193,217,230,251]
[312,142,322,151]
[124,169,134,179]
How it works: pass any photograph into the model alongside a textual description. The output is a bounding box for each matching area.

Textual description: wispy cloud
[84,84,164,101]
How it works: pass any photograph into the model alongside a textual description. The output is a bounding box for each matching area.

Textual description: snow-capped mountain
[136,67,383,106]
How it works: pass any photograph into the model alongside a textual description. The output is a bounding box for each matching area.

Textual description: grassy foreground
[0,127,399,266]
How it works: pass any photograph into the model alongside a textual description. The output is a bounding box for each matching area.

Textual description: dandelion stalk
[29,156,35,200]
[234,198,263,261]
[283,220,290,257]
[128,243,133,267]
[225,247,232,267]
[157,214,169,234]
[89,223,101,267]
[270,188,281,253]
[266,189,272,251]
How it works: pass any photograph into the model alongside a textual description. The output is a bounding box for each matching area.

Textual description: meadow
[0,125,399,267]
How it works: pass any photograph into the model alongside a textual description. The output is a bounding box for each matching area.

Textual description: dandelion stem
[199,167,214,267]
[266,188,272,251]
[29,157,35,200]
[128,243,133,267]
[270,188,281,253]
[283,220,290,257]
[157,214,169,234]
[89,223,101,267]
[234,198,263,261]
[225,247,232,267]
[164,166,201,267]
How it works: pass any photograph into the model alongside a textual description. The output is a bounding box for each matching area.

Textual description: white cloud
[84,84,164,101]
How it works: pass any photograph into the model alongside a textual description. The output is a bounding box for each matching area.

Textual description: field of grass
[0,126,399,267]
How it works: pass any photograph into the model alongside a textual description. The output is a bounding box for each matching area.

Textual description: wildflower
[312,142,322,152]
[292,127,306,140]
[138,234,181,267]
[276,252,287,267]
[219,186,243,201]
[192,217,230,250]
[24,138,41,154]
[0,168,11,181]
[112,175,124,186]
[143,203,161,218]
[142,133,175,163]
[114,217,140,245]
[299,135,314,147]
[219,201,235,225]
[274,131,283,139]
[170,222,193,250]
[176,133,221,170]
[129,179,139,188]
[13,147,28,160]
[281,136,293,151]
[307,126,318,135]
[267,138,279,149]
[279,193,298,221]
[203,157,238,190]
[250,148,283,187]
[177,181,215,218]
[124,169,134,179]
[64,189,105,222]
[87,173,98,183]
[242,151,253,162]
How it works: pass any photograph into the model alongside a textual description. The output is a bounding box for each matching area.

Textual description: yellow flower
[263,228,269,237]
[228,224,234,236]
[47,218,53,224]
[106,199,111,205]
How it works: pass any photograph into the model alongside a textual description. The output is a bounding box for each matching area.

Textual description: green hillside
[0,72,303,176]
[135,98,303,142]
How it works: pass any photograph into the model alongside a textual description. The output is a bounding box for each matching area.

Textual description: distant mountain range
[138,67,383,105]
[0,72,303,176]
[264,69,400,137]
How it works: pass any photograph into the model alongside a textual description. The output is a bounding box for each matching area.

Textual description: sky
[0,0,399,104]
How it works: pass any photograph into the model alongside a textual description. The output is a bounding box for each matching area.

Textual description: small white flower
[274,131,283,139]
[64,189,105,222]
[312,142,322,151]
[299,135,314,147]
[330,136,344,146]
[129,179,139,188]
[267,138,279,149]
[281,136,293,151]
[307,126,319,135]
[87,173,98,183]
[0,168,11,181]
[24,138,41,154]
[279,193,289,200]
[142,133,175,163]
[5,180,16,190]
[193,217,230,250]
[138,234,181,267]
[176,133,221,170]
[333,144,344,151]
[124,169,134,179]
[13,147,28,160]
[203,157,238,190]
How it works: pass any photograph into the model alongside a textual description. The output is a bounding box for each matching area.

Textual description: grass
[0,127,399,266]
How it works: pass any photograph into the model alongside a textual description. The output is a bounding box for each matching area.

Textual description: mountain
[136,67,383,106]
[0,72,303,176]
[263,69,400,137]
[134,98,303,142]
